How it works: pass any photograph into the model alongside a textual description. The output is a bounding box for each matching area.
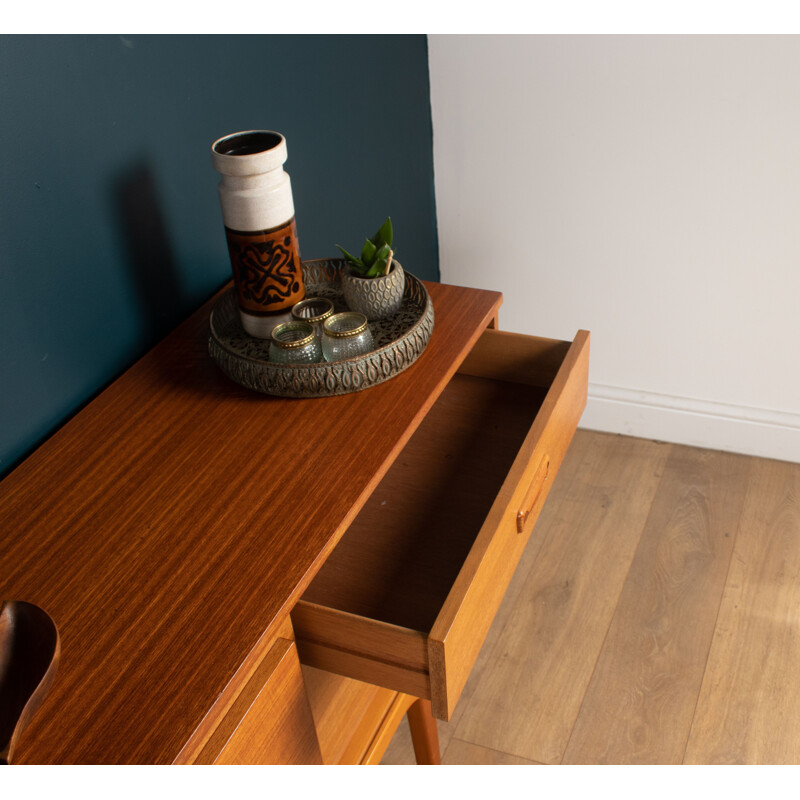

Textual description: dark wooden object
[0,601,60,764]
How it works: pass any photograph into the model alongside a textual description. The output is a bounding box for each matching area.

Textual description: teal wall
[0,35,438,477]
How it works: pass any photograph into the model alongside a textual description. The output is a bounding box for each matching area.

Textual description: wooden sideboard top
[0,280,502,764]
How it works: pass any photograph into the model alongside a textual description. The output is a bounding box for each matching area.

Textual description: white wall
[429,35,800,462]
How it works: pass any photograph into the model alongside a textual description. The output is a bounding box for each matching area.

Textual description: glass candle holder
[269,321,322,364]
[291,297,334,338]
[322,312,374,362]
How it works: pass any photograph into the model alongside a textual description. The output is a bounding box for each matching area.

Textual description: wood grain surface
[430,331,589,719]
[381,716,456,765]
[202,638,322,765]
[301,665,408,765]
[437,429,596,736]
[407,699,441,764]
[294,330,588,720]
[382,432,800,765]
[0,280,501,764]
[300,374,548,631]
[443,740,540,765]
[295,637,432,700]
[0,601,60,764]
[562,446,751,764]
[360,693,417,765]
[454,432,670,763]
[684,457,800,764]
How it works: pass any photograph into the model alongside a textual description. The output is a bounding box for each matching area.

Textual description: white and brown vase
[211,130,305,338]
[341,259,405,321]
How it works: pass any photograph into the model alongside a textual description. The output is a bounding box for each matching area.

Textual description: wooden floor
[381,429,800,765]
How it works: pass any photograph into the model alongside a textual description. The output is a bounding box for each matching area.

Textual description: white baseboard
[581,383,800,464]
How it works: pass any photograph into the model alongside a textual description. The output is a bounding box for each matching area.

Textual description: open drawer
[291,328,590,720]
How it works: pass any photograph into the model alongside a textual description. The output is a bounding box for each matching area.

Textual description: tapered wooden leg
[407,698,441,765]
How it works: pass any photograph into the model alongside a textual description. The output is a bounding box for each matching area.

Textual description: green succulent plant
[336,217,394,278]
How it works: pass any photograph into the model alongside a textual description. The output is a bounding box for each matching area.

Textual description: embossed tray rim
[208,258,435,397]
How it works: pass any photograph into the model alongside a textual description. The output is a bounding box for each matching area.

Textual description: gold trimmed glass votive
[291,297,334,337]
[322,312,374,362]
[269,321,322,364]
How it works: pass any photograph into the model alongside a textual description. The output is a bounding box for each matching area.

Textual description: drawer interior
[301,372,549,634]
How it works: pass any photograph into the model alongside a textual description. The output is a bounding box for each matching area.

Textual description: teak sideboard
[0,280,589,764]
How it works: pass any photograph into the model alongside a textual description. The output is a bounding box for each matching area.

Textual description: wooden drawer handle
[516,454,550,533]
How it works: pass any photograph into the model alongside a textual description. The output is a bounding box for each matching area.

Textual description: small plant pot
[341,260,406,321]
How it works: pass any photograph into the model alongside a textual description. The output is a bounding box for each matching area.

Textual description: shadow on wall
[113,162,188,346]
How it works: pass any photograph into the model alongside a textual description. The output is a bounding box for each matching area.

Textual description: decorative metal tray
[208,258,435,397]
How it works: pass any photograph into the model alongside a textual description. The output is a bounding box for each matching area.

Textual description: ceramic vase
[211,130,305,338]
[341,259,405,321]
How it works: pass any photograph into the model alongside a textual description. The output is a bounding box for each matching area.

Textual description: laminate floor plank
[443,739,540,765]
[380,433,800,766]
[452,432,671,764]
[381,429,599,765]
[444,429,597,719]
[562,446,752,764]
[380,716,455,765]
[684,457,800,764]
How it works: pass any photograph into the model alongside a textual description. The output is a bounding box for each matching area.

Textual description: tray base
[208,259,435,398]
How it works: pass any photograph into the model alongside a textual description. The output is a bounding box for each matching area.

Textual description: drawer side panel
[291,601,429,671]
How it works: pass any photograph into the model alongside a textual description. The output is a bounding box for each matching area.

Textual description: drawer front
[429,329,590,718]
[293,329,590,720]
[302,665,415,765]
[196,635,322,764]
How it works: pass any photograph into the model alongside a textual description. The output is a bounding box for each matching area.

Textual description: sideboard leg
[407,698,441,765]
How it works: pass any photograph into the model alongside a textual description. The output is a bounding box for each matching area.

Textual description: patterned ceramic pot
[341,260,405,321]
[211,130,305,338]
